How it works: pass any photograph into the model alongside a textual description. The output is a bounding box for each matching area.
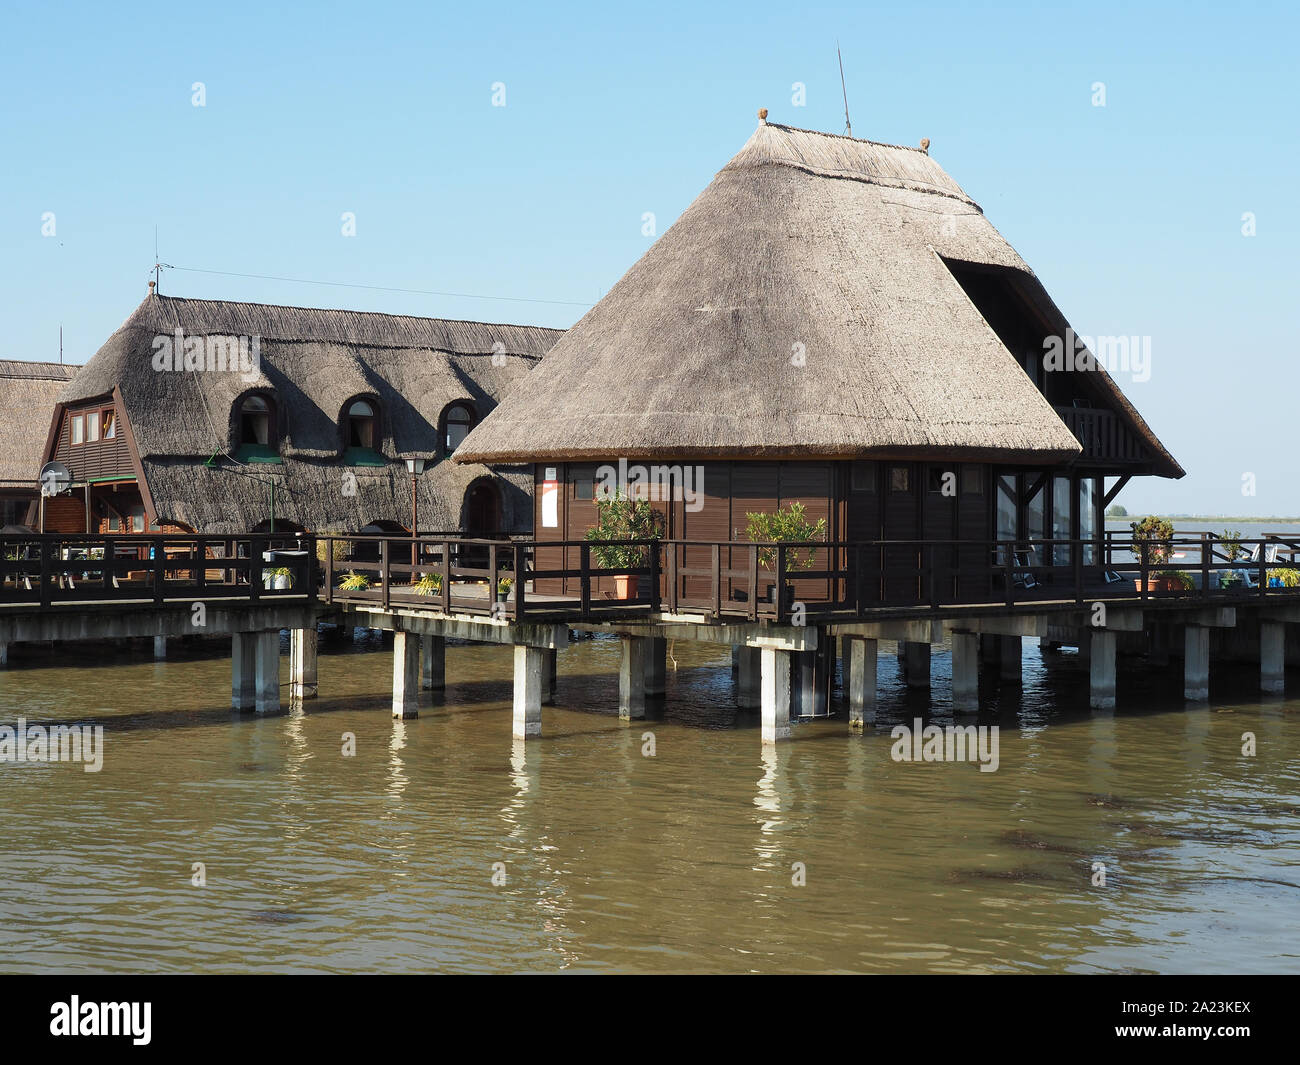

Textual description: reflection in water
[0,631,1296,973]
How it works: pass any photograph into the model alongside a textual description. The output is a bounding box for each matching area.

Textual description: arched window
[240,395,272,446]
[235,394,280,463]
[441,402,476,457]
[346,398,376,449]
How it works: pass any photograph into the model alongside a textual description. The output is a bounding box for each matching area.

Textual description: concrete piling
[420,635,445,692]
[760,647,791,743]
[846,637,878,728]
[290,627,318,699]
[513,644,545,738]
[1184,625,1210,701]
[391,630,420,719]
[619,636,647,721]
[254,630,281,714]
[1089,630,1117,710]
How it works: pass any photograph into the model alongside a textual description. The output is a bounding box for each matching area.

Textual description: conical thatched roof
[63,295,563,533]
[457,121,1179,476]
[0,360,79,488]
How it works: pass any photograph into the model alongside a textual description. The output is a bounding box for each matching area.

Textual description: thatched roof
[64,295,563,532]
[457,120,1179,476]
[0,360,79,488]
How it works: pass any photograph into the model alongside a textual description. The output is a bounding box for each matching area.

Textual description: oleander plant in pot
[339,571,371,592]
[497,576,514,603]
[746,502,829,606]
[1130,516,1176,591]
[584,490,665,600]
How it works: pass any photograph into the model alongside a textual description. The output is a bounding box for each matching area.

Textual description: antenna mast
[838,42,852,137]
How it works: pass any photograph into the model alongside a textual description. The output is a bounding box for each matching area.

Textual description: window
[574,478,594,500]
[927,468,954,495]
[70,415,84,445]
[129,504,146,533]
[102,411,117,439]
[107,513,120,532]
[87,411,100,443]
[442,402,476,457]
[889,466,911,493]
[346,398,376,449]
[961,466,984,495]
[850,463,875,493]
[240,395,272,446]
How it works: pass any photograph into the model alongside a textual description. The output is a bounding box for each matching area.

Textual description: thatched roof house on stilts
[40,292,563,537]
[456,115,1182,613]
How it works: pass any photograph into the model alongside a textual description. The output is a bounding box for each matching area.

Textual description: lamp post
[405,458,425,582]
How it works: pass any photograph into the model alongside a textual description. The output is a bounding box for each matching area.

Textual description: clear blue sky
[2,1,1296,515]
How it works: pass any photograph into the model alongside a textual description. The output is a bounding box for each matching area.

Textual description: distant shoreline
[1106,515,1300,524]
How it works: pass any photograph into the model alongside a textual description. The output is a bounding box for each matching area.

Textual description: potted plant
[497,576,514,603]
[1130,516,1175,590]
[339,571,371,591]
[1158,569,1195,592]
[413,572,442,597]
[584,491,665,600]
[263,565,293,591]
[1218,571,1245,592]
[1220,529,1244,563]
[745,502,828,605]
[1268,567,1300,590]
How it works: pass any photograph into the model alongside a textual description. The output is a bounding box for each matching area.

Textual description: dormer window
[441,402,476,457]
[343,397,384,466]
[236,394,281,463]
[347,399,376,448]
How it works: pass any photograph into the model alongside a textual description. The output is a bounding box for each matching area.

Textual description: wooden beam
[1102,474,1132,509]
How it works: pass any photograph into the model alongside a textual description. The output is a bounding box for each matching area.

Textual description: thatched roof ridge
[63,294,563,462]
[724,122,977,205]
[0,360,80,487]
[457,121,1178,476]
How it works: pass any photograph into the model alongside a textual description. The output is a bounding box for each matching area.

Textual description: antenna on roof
[151,225,172,296]
[837,42,852,137]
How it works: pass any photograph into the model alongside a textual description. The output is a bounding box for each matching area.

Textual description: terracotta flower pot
[613,575,638,600]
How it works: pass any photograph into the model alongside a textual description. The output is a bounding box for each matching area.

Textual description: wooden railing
[7,531,1300,621]
[0,534,315,607]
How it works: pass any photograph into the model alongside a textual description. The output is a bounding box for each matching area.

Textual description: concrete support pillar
[1184,625,1210,701]
[391,630,420,719]
[619,636,647,721]
[513,644,544,738]
[903,641,931,689]
[232,632,256,711]
[541,647,558,705]
[760,647,791,743]
[1261,621,1285,694]
[420,635,445,692]
[645,637,667,697]
[951,631,979,712]
[792,648,818,718]
[847,637,878,728]
[0,641,8,668]
[1000,635,1023,684]
[979,634,1000,666]
[737,646,761,709]
[153,635,167,659]
[290,627,318,699]
[254,630,280,714]
[731,646,740,675]
[1089,630,1117,710]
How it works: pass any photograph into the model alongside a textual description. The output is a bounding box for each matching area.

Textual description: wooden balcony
[1055,405,1145,463]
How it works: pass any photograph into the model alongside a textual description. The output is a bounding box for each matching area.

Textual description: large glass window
[1052,476,1073,566]
[70,414,84,445]
[1079,477,1099,565]
[1026,478,1046,567]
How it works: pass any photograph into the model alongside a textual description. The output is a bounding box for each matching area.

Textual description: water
[1,630,1297,973]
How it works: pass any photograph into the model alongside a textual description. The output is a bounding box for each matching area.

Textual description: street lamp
[405,458,425,582]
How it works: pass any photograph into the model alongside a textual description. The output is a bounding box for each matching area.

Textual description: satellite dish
[39,461,72,498]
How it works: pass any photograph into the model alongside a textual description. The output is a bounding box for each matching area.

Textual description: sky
[1,0,1296,516]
